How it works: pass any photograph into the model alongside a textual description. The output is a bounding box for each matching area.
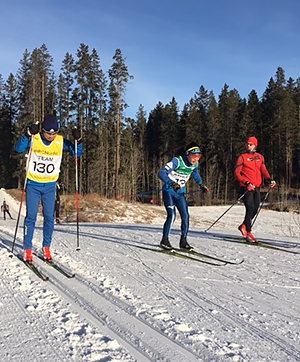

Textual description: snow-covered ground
[0,188,299,362]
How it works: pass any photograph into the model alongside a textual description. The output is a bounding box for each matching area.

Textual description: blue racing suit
[14,134,82,250]
[158,154,203,239]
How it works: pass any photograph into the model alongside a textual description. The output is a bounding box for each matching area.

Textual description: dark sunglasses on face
[43,130,58,135]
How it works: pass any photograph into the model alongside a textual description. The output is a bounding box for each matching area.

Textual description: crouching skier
[158,142,209,251]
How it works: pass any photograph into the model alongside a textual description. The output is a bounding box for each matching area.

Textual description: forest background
[0,44,299,208]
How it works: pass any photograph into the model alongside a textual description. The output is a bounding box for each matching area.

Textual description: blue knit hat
[42,115,59,134]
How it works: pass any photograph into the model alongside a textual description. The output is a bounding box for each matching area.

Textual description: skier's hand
[199,184,209,193]
[72,127,82,142]
[25,124,40,138]
[170,182,181,192]
[267,179,276,189]
[245,181,255,191]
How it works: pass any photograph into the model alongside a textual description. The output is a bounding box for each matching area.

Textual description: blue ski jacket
[14,134,82,187]
[158,154,203,194]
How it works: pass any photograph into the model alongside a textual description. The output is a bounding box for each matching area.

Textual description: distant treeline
[0,43,299,206]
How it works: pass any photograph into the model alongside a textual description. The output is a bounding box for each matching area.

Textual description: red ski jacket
[234,152,270,187]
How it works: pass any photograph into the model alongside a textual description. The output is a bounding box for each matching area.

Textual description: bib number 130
[33,161,55,174]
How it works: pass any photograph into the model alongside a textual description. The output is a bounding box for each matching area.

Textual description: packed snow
[0,188,299,362]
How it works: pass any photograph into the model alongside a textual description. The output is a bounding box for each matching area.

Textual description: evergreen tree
[16,49,33,126]
[185,86,210,147]
[30,44,55,121]
[108,48,133,197]
[2,43,300,203]
[162,97,180,158]
[73,43,91,194]
[281,76,298,188]
[0,75,15,187]
[2,74,18,187]
[202,91,219,202]
[291,78,300,187]
[57,52,75,192]
[218,85,243,200]
[261,67,296,188]
[135,105,148,193]
[146,102,165,191]
[86,48,107,194]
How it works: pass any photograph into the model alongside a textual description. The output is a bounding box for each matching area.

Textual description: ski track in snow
[0,189,300,362]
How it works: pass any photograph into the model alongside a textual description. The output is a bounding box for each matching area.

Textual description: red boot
[23,249,33,264]
[238,224,247,238]
[246,232,258,243]
[43,247,52,262]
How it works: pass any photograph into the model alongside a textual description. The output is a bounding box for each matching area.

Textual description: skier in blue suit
[158,142,209,250]
[14,115,82,263]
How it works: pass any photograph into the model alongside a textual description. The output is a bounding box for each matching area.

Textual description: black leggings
[241,187,261,232]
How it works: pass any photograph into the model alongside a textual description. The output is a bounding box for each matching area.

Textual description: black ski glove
[266,179,276,189]
[245,181,255,191]
[199,184,209,193]
[72,127,82,143]
[170,182,181,192]
[25,124,40,138]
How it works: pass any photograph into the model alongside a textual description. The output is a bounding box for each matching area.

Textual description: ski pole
[251,188,271,228]
[204,190,248,232]
[74,139,80,251]
[10,139,34,256]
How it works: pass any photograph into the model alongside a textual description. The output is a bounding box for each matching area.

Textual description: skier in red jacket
[234,136,276,242]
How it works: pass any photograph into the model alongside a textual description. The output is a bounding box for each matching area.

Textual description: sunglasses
[189,153,201,158]
[43,129,58,135]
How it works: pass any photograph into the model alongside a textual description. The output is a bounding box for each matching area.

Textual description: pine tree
[202,91,219,202]
[2,74,18,187]
[108,49,133,197]
[135,105,148,193]
[16,49,33,125]
[218,85,243,201]
[86,48,107,194]
[57,52,75,192]
[0,75,15,187]
[30,44,55,121]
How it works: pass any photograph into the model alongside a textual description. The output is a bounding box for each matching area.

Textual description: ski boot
[42,247,52,262]
[23,249,33,264]
[179,236,193,251]
[160,238,173,250]
[246,232,258,243]
[238,224,247,238]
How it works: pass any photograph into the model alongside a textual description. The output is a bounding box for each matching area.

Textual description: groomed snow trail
[0,191,299,361]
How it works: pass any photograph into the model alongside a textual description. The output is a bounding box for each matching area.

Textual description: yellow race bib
[27,134,63,183]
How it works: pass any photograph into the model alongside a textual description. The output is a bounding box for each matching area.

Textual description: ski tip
[233,259,245,265]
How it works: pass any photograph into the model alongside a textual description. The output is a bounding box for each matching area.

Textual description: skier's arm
[63,139,82,157]
[157,157,179,185]
[191,167,203,185]
[260,156,271,180]
[234,155,248,184]
[14,135,31,153]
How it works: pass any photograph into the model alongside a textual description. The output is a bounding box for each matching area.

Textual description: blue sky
[1,0,300,119]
